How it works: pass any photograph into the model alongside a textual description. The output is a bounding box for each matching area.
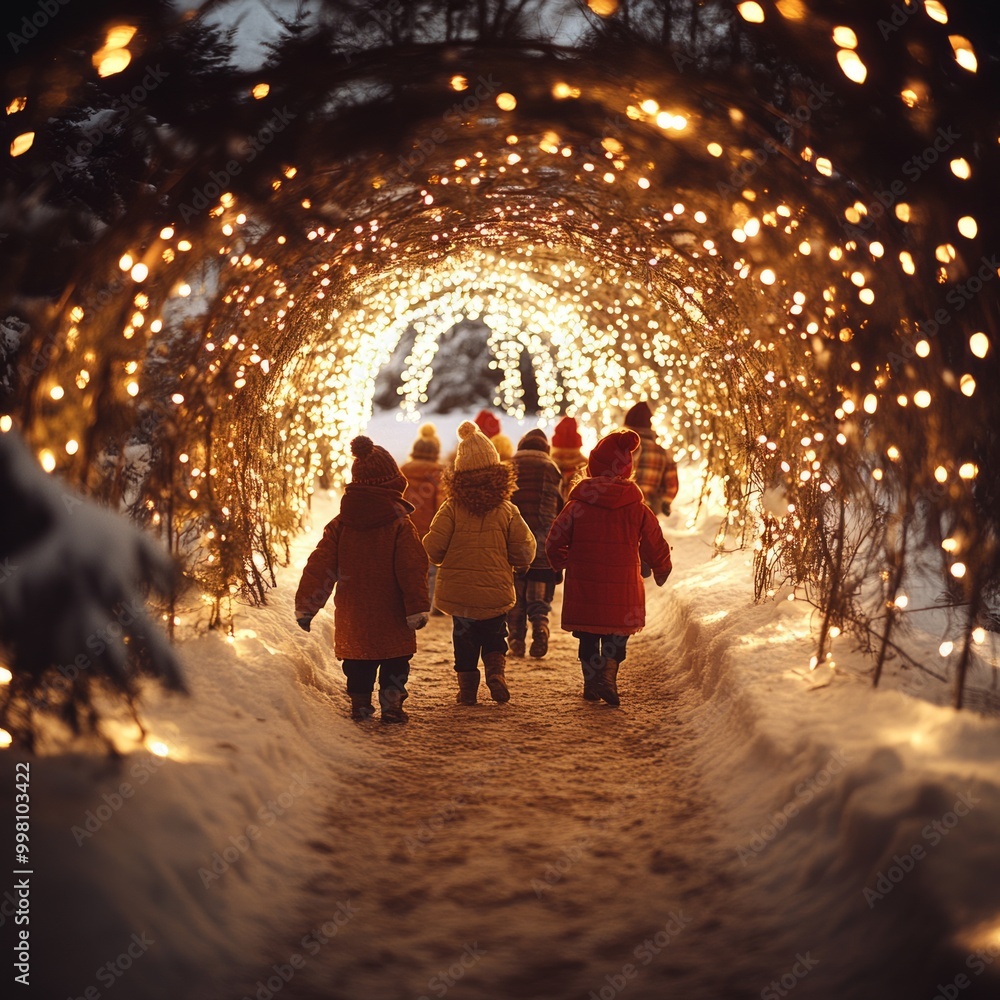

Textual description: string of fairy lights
[3,0,996,705]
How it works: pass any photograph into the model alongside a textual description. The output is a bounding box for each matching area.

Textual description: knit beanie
[492,433,514,462]
[624,401,653,429]
[518,428,550,453]
[350,435,406,490]
[588,429,640,479]
[454,420,500,472]
[552,416,582,449]
[474,409,502,439]
[410,422,441,461]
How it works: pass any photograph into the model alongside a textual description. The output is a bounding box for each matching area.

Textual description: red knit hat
[588,430,640,479]
[552,416,582,449]
[474,409,501,439]
[350,436,406,490]
[624,401,653,429]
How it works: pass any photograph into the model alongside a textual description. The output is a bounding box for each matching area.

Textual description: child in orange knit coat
[295,436,429,723]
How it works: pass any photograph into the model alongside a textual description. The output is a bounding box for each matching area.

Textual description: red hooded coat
[545,477,671,635]
[295,484,429,659]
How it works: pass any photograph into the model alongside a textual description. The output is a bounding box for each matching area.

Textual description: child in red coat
[545,430,672,706]
[295,436,429,723]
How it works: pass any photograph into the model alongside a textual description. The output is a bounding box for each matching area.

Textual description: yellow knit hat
[491,433,514,461]
[454,420,500,471]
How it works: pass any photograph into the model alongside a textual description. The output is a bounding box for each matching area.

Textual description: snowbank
[13,596,358,999]
[652,493,1000,997]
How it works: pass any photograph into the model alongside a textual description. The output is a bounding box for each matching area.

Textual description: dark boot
[349,693,375,721]
[483,651,510,703]
[581,659,601,701]
[528,617,549,659]
[596,658,620,707]
[456,669,479,705]
[379,686,409,724]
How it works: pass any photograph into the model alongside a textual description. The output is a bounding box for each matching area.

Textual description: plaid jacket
[631,427,678,509]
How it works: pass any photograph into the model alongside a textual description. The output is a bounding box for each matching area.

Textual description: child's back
[423,421,535,704]
[507,428,564,658]
[295,436,429,723]
[546,430,672,706]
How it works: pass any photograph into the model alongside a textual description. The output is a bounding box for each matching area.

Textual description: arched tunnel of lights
[3,0,999,707]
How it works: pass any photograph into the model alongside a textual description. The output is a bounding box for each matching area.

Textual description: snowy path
[221,566,1000,1000]
[255,596,784,1000]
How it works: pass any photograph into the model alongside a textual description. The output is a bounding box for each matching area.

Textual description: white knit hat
[454,420,500,472]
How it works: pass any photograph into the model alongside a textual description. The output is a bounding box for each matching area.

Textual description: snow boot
[596,658,620,707]
[581,659,601,701]
[528,618,549,659]
[379,686,409,724]
[483,651,510,703]
[456,669,479,705]
[349,693,375,721]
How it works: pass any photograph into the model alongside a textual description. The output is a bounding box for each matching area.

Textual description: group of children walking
[295,404,678,723]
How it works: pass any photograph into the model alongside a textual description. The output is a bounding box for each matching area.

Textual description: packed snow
[4,408,1000,1000]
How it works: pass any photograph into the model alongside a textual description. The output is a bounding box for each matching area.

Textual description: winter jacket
[632,427,678,511]
[400,458,444,537]
[295,484,429,659]
[551,446,588,496]
[423,464,536,619]
[510,448,564,579]
[545,477,672,635]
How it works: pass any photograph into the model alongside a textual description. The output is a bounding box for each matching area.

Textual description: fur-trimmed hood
[444,462,516,517]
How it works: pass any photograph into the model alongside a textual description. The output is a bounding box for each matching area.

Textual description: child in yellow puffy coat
[423,421,535,706]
